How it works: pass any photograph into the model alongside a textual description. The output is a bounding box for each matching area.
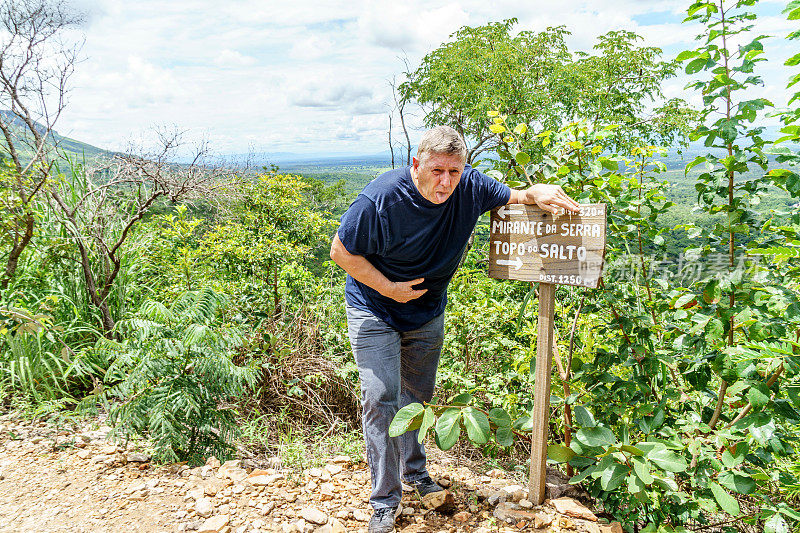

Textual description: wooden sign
[488,203,607,288]
[485,203,607,504]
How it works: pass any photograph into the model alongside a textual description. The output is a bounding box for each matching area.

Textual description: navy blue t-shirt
[337,165,511,331]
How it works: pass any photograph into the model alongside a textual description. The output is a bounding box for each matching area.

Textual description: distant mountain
[0,110,109,163]
[227,151,392,167]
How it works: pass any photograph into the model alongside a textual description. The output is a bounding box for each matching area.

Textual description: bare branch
[47,129,233,333]
[0,0,84,286]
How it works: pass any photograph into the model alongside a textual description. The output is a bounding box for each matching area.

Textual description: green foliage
[0,293,104,406]
[4,6,800,532]
[194,173,336,318]
[391,3,800,529]
[0,304,71,402]
[102,288,257,465]
[401,19,697,163]
[392,392,532,452]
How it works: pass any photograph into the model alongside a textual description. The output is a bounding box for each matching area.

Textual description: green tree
[199,173,335,318]
[0,0,83,288]
[400,19,696,164]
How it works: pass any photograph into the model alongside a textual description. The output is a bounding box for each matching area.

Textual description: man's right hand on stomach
[382,278,427,303]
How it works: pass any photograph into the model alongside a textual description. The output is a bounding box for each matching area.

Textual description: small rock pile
[0,411,624,533]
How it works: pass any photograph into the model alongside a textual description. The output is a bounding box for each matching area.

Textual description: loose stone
[300,507,328,525]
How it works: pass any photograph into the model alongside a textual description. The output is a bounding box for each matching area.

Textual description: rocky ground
[0,411,624,533]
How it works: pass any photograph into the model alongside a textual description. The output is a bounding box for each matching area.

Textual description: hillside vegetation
[1,2,800,533]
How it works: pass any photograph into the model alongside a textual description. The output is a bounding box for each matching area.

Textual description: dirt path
[0,411,619,533]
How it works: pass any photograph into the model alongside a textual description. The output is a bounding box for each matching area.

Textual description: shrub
[102,287,256,464]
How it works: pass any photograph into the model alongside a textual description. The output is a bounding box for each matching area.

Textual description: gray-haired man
[330,126,579,532]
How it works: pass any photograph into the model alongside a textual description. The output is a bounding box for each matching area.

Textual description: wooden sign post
[487,203,607,505]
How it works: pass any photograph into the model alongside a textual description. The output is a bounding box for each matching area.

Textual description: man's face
[411,151,466,204]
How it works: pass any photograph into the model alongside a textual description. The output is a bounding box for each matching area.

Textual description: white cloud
[292,84,371,108]
[48,0,798,155]
[357,2,469,51]
[290,35,335,61]
[213,49,256,67]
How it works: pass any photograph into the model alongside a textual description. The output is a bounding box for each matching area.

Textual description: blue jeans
[346,304,445,510]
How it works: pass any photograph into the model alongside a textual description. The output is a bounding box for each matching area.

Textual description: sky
[53,0,797,158]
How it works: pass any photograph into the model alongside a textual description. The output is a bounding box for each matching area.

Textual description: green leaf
[515,151,531,166]
[417,407,435,444]
[513,415,532,431]
[389,403,425,437]
[573,406,596,427]
[676,50,699,62]
[637,409,665,434]
[488,407,511,428]
[599,462,628,491]
[705,318,725,340]
[686,57,708,74]
[434,408,461,451]
[632,456,654,485]
[778,503,800,520]
[703,279,722,304]
[721,449,743,469]
[629,473,647,497]
[674,293,696,309]
[688,2,716,16]
[599,157,618,171]
[787,6,800,20]
[788,385,800,407]
[450,393,472,406]
[718,470,756,495]
[765,514,789,533]
[747,383,770,409]
[547,444,576,463]
[575,426,617,448]
[647,448,687,473]
[495,426,514,446]
[462,407,491,445]
[652,475,679,492]
[489,124,506,134]
[513,123,528,135]
[486,169,504,181]
[710,482,740,516]
[621,444,644,457]
[569,465,596,484]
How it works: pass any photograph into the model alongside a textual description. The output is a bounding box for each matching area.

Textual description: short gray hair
[416,125,467,163]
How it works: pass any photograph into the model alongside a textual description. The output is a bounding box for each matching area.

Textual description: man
[330,126,579,533]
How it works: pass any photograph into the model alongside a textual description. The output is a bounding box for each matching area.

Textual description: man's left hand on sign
[509,184,581,214]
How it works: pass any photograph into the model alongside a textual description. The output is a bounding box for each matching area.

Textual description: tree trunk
[97,299,116,334]
[389,112,395,168]
[273,263,280,318]
[73,232,117,336]
[1,212,34,289]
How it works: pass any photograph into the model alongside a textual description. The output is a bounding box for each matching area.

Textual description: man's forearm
[330,233,427,303]
[508,184,580,214]
[330,234,393,295]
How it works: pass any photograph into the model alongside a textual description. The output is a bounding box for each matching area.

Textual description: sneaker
[407,475,445,497]
[368,506,398,533]
[408,476,456,513]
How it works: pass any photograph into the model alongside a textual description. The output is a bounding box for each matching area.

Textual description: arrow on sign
[497,257,523,270]
[497,205,524,219]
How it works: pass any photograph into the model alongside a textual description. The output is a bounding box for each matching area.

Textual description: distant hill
[0,110,109,164]
[228,150,392,167]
